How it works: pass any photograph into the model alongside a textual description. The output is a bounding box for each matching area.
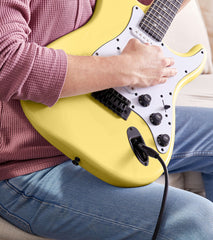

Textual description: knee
[162,189,213,239]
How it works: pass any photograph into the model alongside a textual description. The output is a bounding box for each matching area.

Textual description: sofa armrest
[0,217,51,240]
[176,74,213,108]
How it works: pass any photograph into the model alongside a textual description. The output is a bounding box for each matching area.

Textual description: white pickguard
[93,6,205,153]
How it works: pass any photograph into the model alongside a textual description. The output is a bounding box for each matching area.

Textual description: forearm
[60,54,127,98]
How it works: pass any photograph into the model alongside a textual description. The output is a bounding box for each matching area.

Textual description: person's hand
[118,38,177,88]
[61,39,177,98]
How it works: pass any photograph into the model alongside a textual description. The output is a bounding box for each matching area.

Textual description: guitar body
[21,0,206,187]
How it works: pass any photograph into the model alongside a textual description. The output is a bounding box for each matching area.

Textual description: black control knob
[164,105,171,110]
[138,94,151,107]
[157,134,170,147]
[150,113,162,125]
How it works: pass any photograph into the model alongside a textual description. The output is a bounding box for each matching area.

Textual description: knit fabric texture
[0,0,96,180]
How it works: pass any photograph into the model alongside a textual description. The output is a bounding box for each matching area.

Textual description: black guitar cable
[137,144,169,240]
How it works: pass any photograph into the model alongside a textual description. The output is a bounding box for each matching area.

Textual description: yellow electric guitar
[21,0,206,187]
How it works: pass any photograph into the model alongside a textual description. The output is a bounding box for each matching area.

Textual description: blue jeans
[1,106,213,240]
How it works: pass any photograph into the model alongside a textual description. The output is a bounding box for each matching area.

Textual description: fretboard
[139,0,184,42]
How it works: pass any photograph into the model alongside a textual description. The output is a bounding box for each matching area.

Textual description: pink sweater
[0,0,96,180]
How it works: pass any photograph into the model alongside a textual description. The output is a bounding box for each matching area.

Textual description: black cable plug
[139,144,160,159]
[136,144,169,240]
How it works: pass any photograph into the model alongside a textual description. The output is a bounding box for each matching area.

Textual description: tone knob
[157,134,170,147]
[138,94,151,107]
[150,113,162,125]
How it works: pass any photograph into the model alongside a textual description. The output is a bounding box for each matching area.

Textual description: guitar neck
[139,0,184,42]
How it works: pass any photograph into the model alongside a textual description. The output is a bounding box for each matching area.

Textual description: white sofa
[0,0,212,239]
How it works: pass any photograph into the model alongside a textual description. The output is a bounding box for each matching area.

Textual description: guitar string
[141,1,182,27]
[139,0,183,41]
[140,7,174,39]
[144,3,177,32]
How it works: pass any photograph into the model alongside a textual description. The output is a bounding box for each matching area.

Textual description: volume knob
[138,94,151,107]
[150,113,162,125]
[157,134,170,147]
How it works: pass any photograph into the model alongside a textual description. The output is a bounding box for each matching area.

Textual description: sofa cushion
[198,0,213,64]
[176,74,213,108]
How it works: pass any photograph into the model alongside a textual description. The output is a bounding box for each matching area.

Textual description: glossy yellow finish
[21,0,206,187]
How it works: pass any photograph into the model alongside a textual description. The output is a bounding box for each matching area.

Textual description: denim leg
[1,160,213,240]
[169,106,213,201]
[1,106,213,239]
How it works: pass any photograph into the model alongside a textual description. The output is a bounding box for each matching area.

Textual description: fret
[142,18,167,37]
[147,10,171,27]
[147,7,173,28]
[146,13,169,29]
[155,3,176,18]
[159,0,180,11]
[141,21,164,41]
[142,27,162,42]
[139,0,184,41]
[156,1,178,22]
[162,0,179,11]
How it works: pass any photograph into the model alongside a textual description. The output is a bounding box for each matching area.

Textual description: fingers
[162,67,177,77]
[121,39,177,88]
[161,57,177,83]
[163,57,175,67]
[158,67,177,85]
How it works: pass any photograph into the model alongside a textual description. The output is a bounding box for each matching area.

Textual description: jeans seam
[0,202,33,234]
[171,151,213,160]
[5,180,172,240]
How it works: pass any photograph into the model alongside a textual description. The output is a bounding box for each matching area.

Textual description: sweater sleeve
[0,0,67,107]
